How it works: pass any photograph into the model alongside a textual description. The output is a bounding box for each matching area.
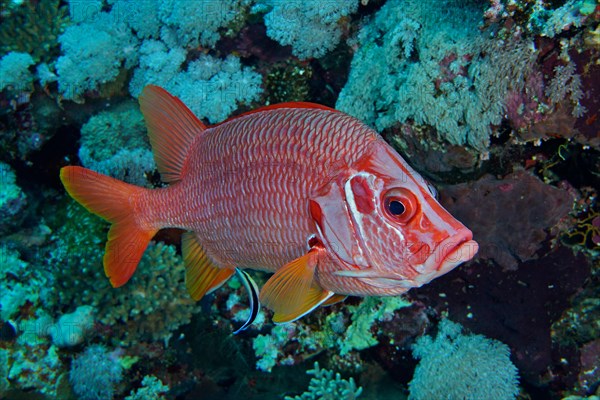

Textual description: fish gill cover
[0,0,598,399]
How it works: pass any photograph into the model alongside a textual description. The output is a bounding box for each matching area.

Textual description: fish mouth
[413,230,479,286]
[331,229,478,292]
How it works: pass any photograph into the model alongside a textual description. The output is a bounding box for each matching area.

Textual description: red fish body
[61,86,478,323]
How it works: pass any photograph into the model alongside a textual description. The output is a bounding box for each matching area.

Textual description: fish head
[310,140,478,295]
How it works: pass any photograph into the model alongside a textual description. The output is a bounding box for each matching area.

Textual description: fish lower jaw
[413,232,479,286]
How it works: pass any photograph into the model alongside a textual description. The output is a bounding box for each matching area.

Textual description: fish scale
[169,108,376,271]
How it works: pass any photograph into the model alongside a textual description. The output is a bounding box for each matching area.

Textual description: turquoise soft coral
[69,345,123,400]
[409,319,520,400]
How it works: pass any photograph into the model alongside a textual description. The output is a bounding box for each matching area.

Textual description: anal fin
[259,246,333,324]
[182,232,233,300]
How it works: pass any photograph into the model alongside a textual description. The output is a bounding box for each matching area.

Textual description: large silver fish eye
[382,188,418,224]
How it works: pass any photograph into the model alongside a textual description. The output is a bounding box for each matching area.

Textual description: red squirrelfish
[60,85,478,327]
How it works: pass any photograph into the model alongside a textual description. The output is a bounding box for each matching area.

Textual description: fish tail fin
[60,166,158,287]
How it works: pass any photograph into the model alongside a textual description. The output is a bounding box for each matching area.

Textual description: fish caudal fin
[60,166,158,287]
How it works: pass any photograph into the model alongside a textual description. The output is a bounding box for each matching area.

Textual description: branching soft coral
[130,47,262,123]
[78,101,156,186]
[260,0,359,59]
[337,0,537,151]
[56,12,138,101]
[409,319,519,400]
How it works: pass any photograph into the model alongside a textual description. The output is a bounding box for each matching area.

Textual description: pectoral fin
[182,232,234,300]
[259,246,333,324]
[321,294,347,307]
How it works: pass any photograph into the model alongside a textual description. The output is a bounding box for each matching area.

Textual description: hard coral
[49,200,198,346]
[340,297,411,356]
[265,61,313,104]
[285,362,362,400]
[0,246,51,322]
[7,343,65,397]
[102,241,200,345]
[125,375,169,400]
[0,0,68,63]
[440,170,573,270]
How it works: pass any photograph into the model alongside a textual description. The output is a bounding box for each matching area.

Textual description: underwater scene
[0,0,599,399]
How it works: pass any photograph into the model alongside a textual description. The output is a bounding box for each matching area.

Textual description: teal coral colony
[0,0,599,399]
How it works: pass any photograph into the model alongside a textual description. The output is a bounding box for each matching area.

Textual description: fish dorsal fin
[237,101,338,114]
[259,246,333,324]
[182,232,234,300]
[212,102,339,127]
[139,85,206,183]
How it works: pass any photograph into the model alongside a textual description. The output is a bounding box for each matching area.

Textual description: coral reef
[0,348,9,395]
[52,0,264,116]
[0,0,68,62]
[409,319,519,400]
[562,186,600,251]
[49,200,199,346]
[253,324,296,372]
[69,344,123,400]
[546,63,587,118]
[337,0,537,151]
[0,245,52,321]
[130,44,263,123]
[0,162,27,234]
[49,305,95,348]
[98,241,200,345]
[412,245,592,392]
[259,0,359,59]
[285,362,362,400]
[339,297,411,355]
[124,375,169,400]
[78,101,155,186]
[250,296,411,373]
[0,52,35,92]
[264,61,313,104]
[440,170,574,270]
[56,10,139,101]
[158,0,244,47]
[551,251,600,397]
[576,339,600,396]
[0,0,598,399]
[7,343,65,398]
